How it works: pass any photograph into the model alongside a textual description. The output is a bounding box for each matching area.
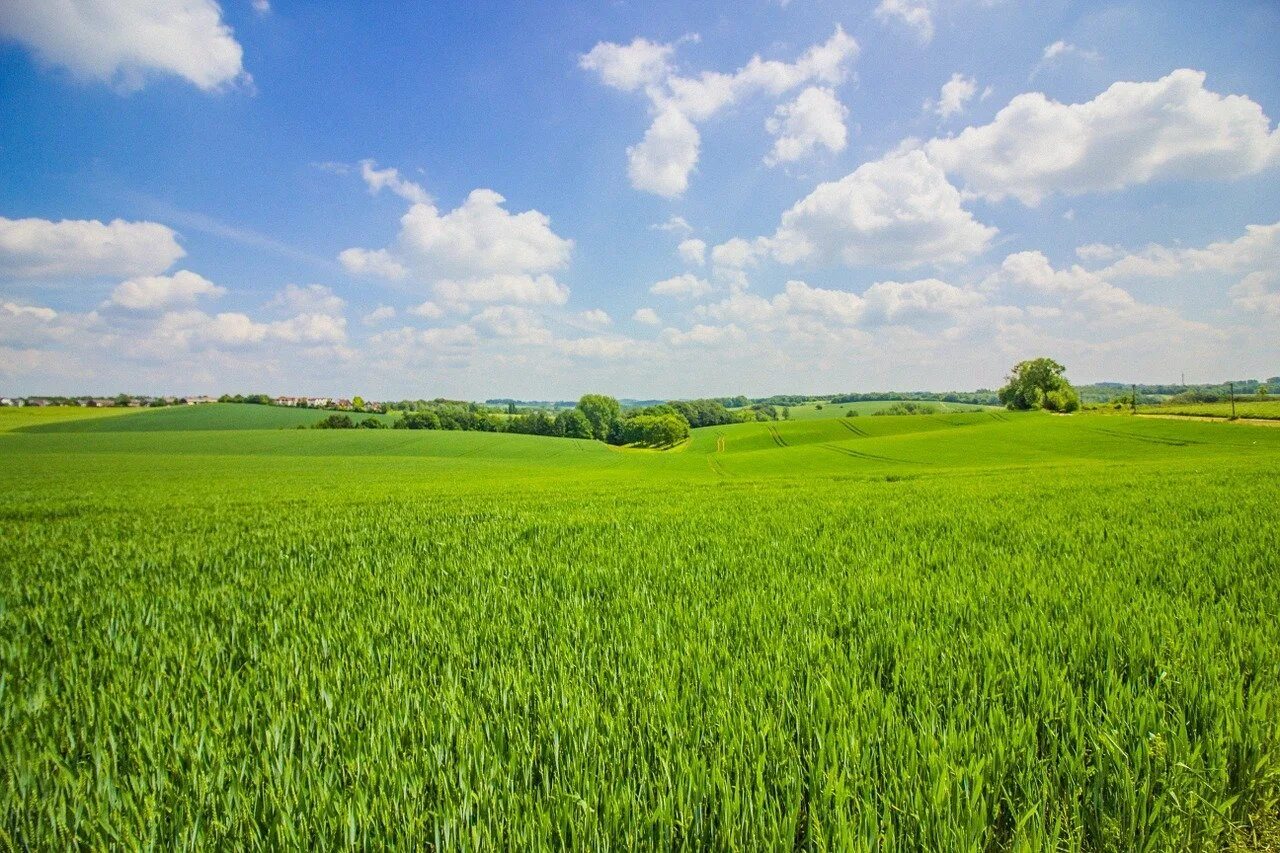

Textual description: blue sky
[1,0,1278,399]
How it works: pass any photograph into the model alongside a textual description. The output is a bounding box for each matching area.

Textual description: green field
[2,409,1279,848]
[1137,400,1280,421]
[0,405,142,432]
[773,400,995,420]
[9,402,397,432]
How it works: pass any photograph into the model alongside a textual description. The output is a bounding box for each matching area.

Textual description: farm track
[766,425,789,447]
[838,419,868,436]
[822,443,923,465]
[1088,426,1203,447]
[1136,413,1280,427]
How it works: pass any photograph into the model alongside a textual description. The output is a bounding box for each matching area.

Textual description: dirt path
[1136,414,1280,428]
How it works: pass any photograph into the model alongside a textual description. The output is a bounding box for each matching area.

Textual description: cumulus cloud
[1095,221,1280,280]
[651,215,693,235]
[765,86,848,165]
[154,308,347,349]
[362,305,396,326]
[583,27,859,196]
[632,307,661,325]
[338,248,408,280]
[434,274,569,308]
[359,160,430,205]
[0,216,184,279]
[340,188,574,306]
[266,283,345,316]
[408,300,444,319]
[928,73,977,118]
[770,149,996,268]
[109,270,225,310]
[579,37,674,92]
[874,0,934,43]
[0,0,248,92]
[1032,41,1100,77]
[678,238,707,266]
[1231,272,1280,316]
[651,273,713,299]
[627,108,701,197]
[925,69,1280,205]
[574,308,612,328]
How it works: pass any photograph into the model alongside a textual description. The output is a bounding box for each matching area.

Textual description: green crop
[1,407,1278,849]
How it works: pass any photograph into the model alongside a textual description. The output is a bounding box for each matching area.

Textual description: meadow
[1137,400,1280,421]
[1,404,1278,849]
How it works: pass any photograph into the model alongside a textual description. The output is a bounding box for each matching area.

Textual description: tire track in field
[989,411,1010,422]
[766,425,789,447]
[822,443,926,465]
[838,419,868,436]
[1087,427,1202,447]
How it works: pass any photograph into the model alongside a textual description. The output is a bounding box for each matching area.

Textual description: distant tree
[782,407,790,420]
[507,401,517,415]
[998,358,1079,412]
[314,413,355,429]
[352,395,365,411]
[399,410,441,430]
[357,417,385,429]
[577,394,621,440]
[555,408,593,439]
[1258,385,1270,400]
[815,403,823,410]
[113,393,130,407]
[846,409,857,417]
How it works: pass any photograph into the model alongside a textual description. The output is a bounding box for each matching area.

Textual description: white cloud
[652,215,693,235]
[929,73,976,118]
[765,86,848,165]
[1075,243,1121,263]
[340,188,574,303]
[677,238,707,266]
[266,283,345,316]
[627,108,701,198]
[396,189,572,278]
[583,27,859,196]
[360,160,430,205]
[1097,221,1280,280]
[925,69,1280,205]
[0,0,247,92]
[770,149,996,268]
[109,270,225,310]
[1033,40,1101,77]
[632,307,661,325]
[650,273,713,299]
[574,308,612,328]
[861,277,985,322]
[579,37,674,92]
[0,216,184,279]
[434,273,569,308]
[661,323,745,347]
[471,306,551,344]
[251,0,271,15]
[1231,272,1280,316]
[874,0,934,43]
[338,248,408,280]
[155,308,346,349]
[362,305,396,325]
[1,300,57,322]
[555,335,636,360]
[408,300,444,319]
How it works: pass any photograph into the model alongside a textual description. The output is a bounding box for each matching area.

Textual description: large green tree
[576,394,621,441]
[998,358,1080,412]
[555,408,594,439]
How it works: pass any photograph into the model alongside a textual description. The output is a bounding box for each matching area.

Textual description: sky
[1,0,1278,400]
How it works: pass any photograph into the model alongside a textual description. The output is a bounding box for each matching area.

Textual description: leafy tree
[577,394,621,441]
[352,396,365,411]
[357,417,385,429]
[555,408,593,439]
[1258,385,1270,400]
[314,413,355,429]
[998,358,1078,412]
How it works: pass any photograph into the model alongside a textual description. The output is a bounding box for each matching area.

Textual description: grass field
[2,410,1279,848]
[1137,400,1280,420]
[9,402,397,432]
[774,400,995,420]
[0,405,142,432]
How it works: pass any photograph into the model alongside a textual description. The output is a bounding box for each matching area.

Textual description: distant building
[186,395,216,405]
[274,396,303,407]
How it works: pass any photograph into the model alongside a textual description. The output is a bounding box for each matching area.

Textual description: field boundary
[1136,413,1280,427]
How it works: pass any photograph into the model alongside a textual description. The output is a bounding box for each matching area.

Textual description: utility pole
[1181,371,1185,387]
[1131,384,1137,415]
[1230,382,1236,418]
